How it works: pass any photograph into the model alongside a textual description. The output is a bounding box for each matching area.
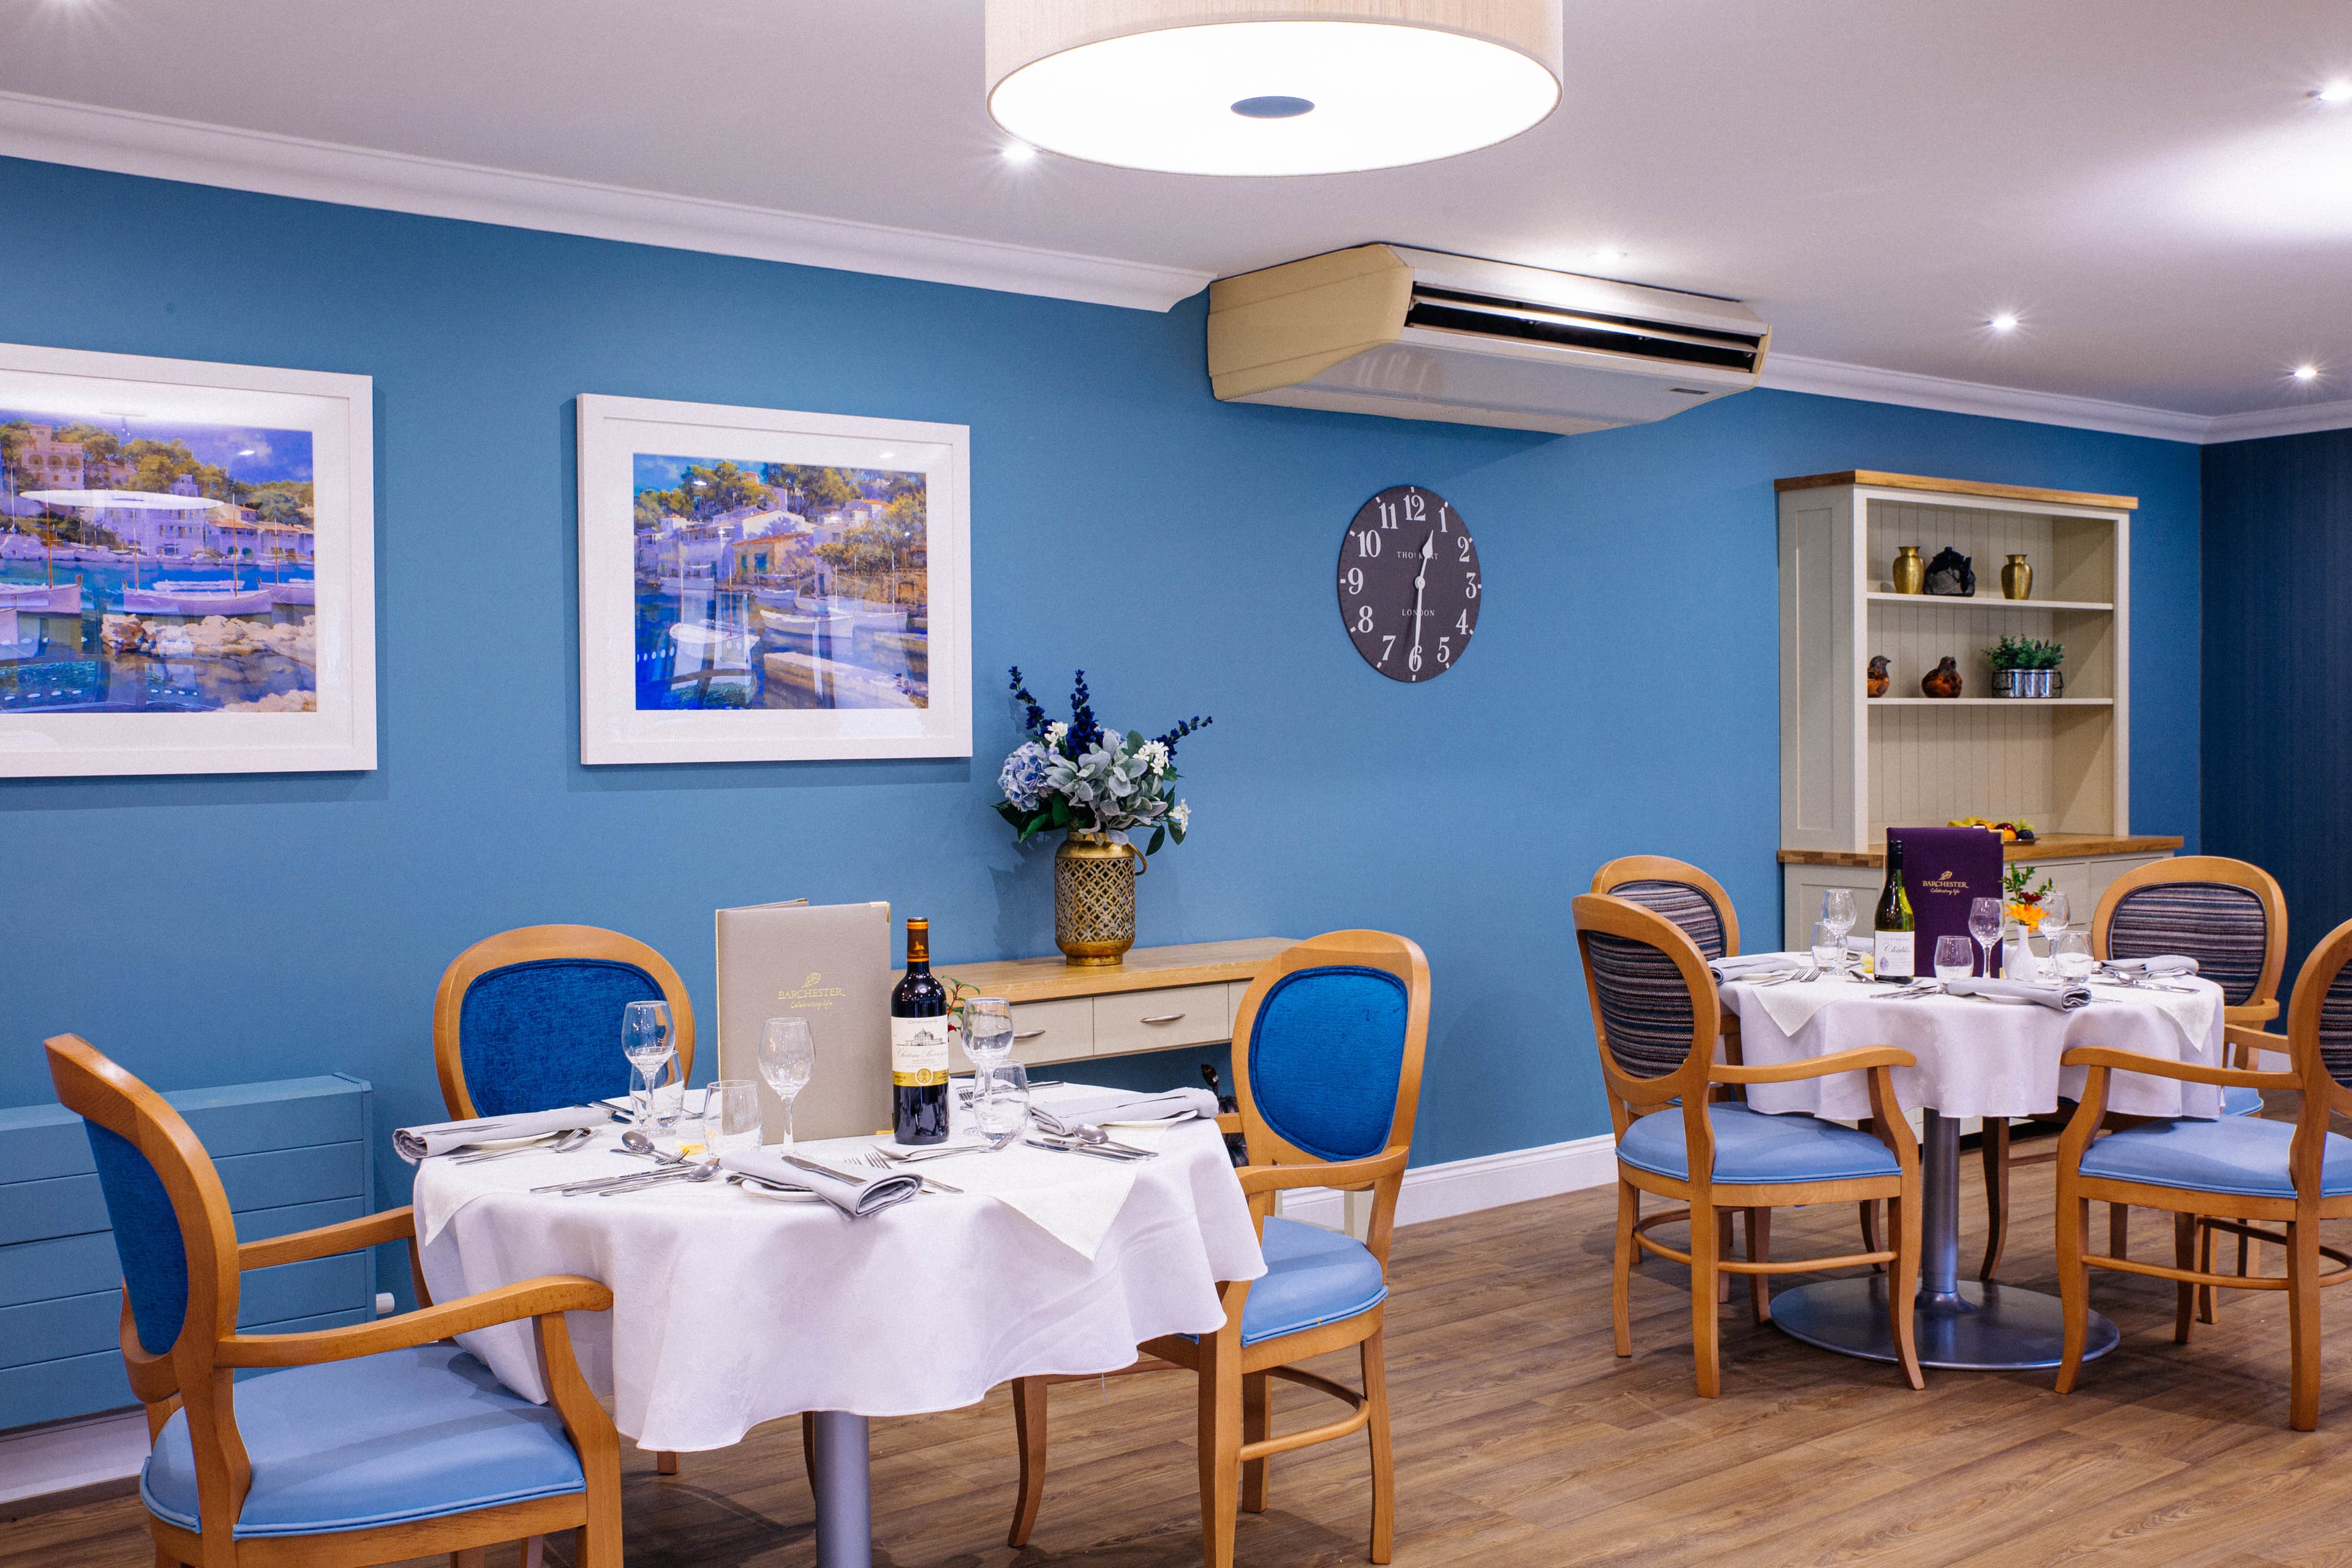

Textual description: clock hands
[1410,533,1434,666]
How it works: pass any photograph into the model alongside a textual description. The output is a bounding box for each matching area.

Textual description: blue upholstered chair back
[458,958,666,1118]
[86,1122,194,1356]
[1246,965,1411,1163]
[2107,881,2271,1008]
[1607,880,1729,962]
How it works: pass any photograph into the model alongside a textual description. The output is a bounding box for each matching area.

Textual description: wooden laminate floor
[16,1134,2352,1568]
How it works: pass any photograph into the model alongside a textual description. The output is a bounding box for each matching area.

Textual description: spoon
[454,1126,595,1164]
[592,1158,720,1196]
[620,1129,687,1164]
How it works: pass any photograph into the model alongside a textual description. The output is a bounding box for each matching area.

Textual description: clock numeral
[1378,635,1395,665]
[1353,603,1375,634]
[1464,571,1480,600]
[1376,501,1397,529]
[1457,535,1472,563]
[1341,567,1363,595]
[1455,609,1471,635]
[1406,646,1423,674]
[1357,530,1382,559]
[1437,637,1452,665]
[1404,492,1426,522]
[1438,501,1452,532]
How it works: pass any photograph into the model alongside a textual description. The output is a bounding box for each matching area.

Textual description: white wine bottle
[1874,839,1916,979]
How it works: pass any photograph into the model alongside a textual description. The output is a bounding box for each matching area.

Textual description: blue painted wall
[0,156,2201,1200]
[2201,429,2352,995]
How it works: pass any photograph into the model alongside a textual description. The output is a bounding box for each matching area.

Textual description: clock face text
[1337,485,1480,683]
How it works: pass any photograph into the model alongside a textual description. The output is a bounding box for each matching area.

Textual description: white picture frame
[575,393,971,764]
[0,342,375,777]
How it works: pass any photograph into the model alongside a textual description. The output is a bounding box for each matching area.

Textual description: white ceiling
[6,0,2352,422]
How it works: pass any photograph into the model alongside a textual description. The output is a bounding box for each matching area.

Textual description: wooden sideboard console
[938,938,1295,1072]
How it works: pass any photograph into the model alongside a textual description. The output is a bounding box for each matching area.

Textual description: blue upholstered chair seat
[143,1345,584,1538]
[2223,1084,2264,1117]
[2078,1115,2352,1199]
[1619,1103,1901,1185]
[1234,1217,1389,1347]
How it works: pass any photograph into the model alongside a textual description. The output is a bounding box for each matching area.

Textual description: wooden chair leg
[1887,1193,1924,1390]
[2173,1212,2197,1344]
[2056,1193,2090,1395]
[656,1450,679,1476]
[2289,1219,2323,1432]
[2109,1203,2130,1261]
[450,1551,486,1568]
[1197,1337,1243,1568]
[1362,1328,1395,1565]
[1008,1376,1049,1547]
[1690,1202,1722,1398]
[1716,1210,1735,1303]
[1744,1207,1772,1324]
[802,1411,819,1498]
[1980,1118,2010,1281]
[1240,1372,1272,1514]
[1611,1180,1637,1359]
[522,1538,547,1568]
[2198,1219,2219,1325]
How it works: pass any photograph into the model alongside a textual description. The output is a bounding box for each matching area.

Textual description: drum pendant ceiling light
[984,1,1564,176]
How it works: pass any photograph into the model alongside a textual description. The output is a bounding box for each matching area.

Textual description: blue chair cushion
[460,958,664,1117]
[1234,1217,1389,1348]
[2222,1084,2264,1117]
[1618,1102,1902,1185]
[143,1344,585,1539]
[1248,967,1408,1161]
[2079,1115,2352,1199]
[85,1123,189,1356]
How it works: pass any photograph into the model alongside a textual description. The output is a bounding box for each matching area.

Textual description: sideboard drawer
[1095,984,1231,1055]
[1003,997,1095,1066]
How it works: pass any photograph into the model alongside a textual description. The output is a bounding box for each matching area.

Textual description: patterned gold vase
[1054,831,1145,967]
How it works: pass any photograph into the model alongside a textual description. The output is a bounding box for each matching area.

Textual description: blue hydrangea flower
[998,741,1052,811]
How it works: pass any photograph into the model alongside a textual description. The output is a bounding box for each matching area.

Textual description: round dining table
[1722,964,2228,1370]
[411,1091,1264,1568]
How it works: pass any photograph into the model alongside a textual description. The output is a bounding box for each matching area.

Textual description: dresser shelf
[1863,592,2114,614]
[1869,696,2113,707]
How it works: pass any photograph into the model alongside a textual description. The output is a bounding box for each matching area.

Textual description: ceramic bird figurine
[1921,656,1964,698]
[1866,655,1891,698]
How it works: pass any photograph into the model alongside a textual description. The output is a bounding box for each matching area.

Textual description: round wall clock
[1336,485,1481,682]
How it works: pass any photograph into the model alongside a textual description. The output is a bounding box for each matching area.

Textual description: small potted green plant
[1985,635,2064,698]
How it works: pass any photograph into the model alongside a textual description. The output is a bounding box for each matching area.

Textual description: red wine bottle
[890,917,950,1145]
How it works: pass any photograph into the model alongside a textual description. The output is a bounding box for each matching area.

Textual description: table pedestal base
[810,1411,872,1568]
[1772,1276,2120,1371]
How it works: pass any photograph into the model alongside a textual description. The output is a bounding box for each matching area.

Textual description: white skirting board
[0,1408,151,1505]
[1276,1134,1618,1232]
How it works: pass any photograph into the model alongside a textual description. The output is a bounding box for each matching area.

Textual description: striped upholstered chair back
[2092,858,2286,1020]
[1573,893,1723,1136]
[1590,856,1740,962]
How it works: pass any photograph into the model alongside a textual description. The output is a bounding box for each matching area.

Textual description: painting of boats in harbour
[1,411,317,714]
[632,453,927,712]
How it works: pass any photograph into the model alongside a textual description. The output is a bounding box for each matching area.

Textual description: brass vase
[2001,554,2033,600]
[1054,831,1146,966]
[1891,545,1926,595]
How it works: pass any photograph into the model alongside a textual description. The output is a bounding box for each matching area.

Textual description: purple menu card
[1885,826,2006,977]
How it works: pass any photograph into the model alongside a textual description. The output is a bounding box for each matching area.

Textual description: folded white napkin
[1707,954,1801,982]
[721,1148,920,1218]
[1030,1087,1218,1136]
[395,1105,613,1164]
[1845,936,1877,954]
[1940,977,2091,1011]
[2103,955,2201,977]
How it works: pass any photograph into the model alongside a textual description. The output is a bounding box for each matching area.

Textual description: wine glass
[1969,897,2004,978]
[963,997,1014,1072]
[758,1016,816,1149]
[2040,890,2071,938]
[1820,889,1856,974]
[1934,935,1976,982]
[2051,929,2094,982]
[621,1000,676,1129]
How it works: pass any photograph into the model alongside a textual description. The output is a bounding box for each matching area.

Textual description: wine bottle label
[891,1016,950,1087]
[1874,930,1915,979]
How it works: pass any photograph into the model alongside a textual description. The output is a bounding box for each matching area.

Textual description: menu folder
[715,899,892,1144]
[1885,826,2005,978]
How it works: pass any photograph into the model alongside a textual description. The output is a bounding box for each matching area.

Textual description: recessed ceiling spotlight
[1002,143,1038,164]
[2294,363,2321,382]
[1989,313,2020,334]
[2312,81,2352,104]
[1588,247,1626,268]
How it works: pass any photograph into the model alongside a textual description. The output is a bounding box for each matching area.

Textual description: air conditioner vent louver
[1207,245,1771,435]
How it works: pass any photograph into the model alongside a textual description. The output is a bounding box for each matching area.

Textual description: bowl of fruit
[1947,816,2037,845]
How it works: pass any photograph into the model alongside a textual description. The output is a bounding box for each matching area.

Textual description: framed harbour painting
[575,393,971,764]
[0,342,375,777]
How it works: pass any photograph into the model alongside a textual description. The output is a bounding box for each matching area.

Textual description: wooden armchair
[1573,894,1926,1394]
[2052,914,2352,1430]
[44,1033,620,1568]
[1980,856,2286,1286]
[1004,930,1429,1568]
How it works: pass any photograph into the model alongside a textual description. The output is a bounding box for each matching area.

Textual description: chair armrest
[2223,1023,2285,1059]
[238,1206,417,1271]
[216,1275,613,1368]
[2226,999,2280,1025]
[1237,1150,1407,1197]
[1711,1046,1915,1085]
[2059,1046,2297,1091]
[1215,1111,1242,1135]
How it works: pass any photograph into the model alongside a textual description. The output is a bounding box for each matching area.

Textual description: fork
[850,1150,963,1194]
[454,1128,597,1164]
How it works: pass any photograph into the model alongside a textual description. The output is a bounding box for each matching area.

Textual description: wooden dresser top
[936,937,1297,1002]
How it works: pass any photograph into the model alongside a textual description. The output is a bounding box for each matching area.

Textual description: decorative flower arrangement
[1985,635,2064,671]
[2004,862,2056,929]
[995,668,1210,856]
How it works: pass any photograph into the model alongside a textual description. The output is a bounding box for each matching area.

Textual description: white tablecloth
[1727,975,2228,1121]
[415,1090,1264,1452]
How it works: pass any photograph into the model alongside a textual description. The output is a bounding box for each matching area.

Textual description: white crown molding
[0,89,1210,313]
[2201,397,2352,446]
[1761,353,2215,443]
